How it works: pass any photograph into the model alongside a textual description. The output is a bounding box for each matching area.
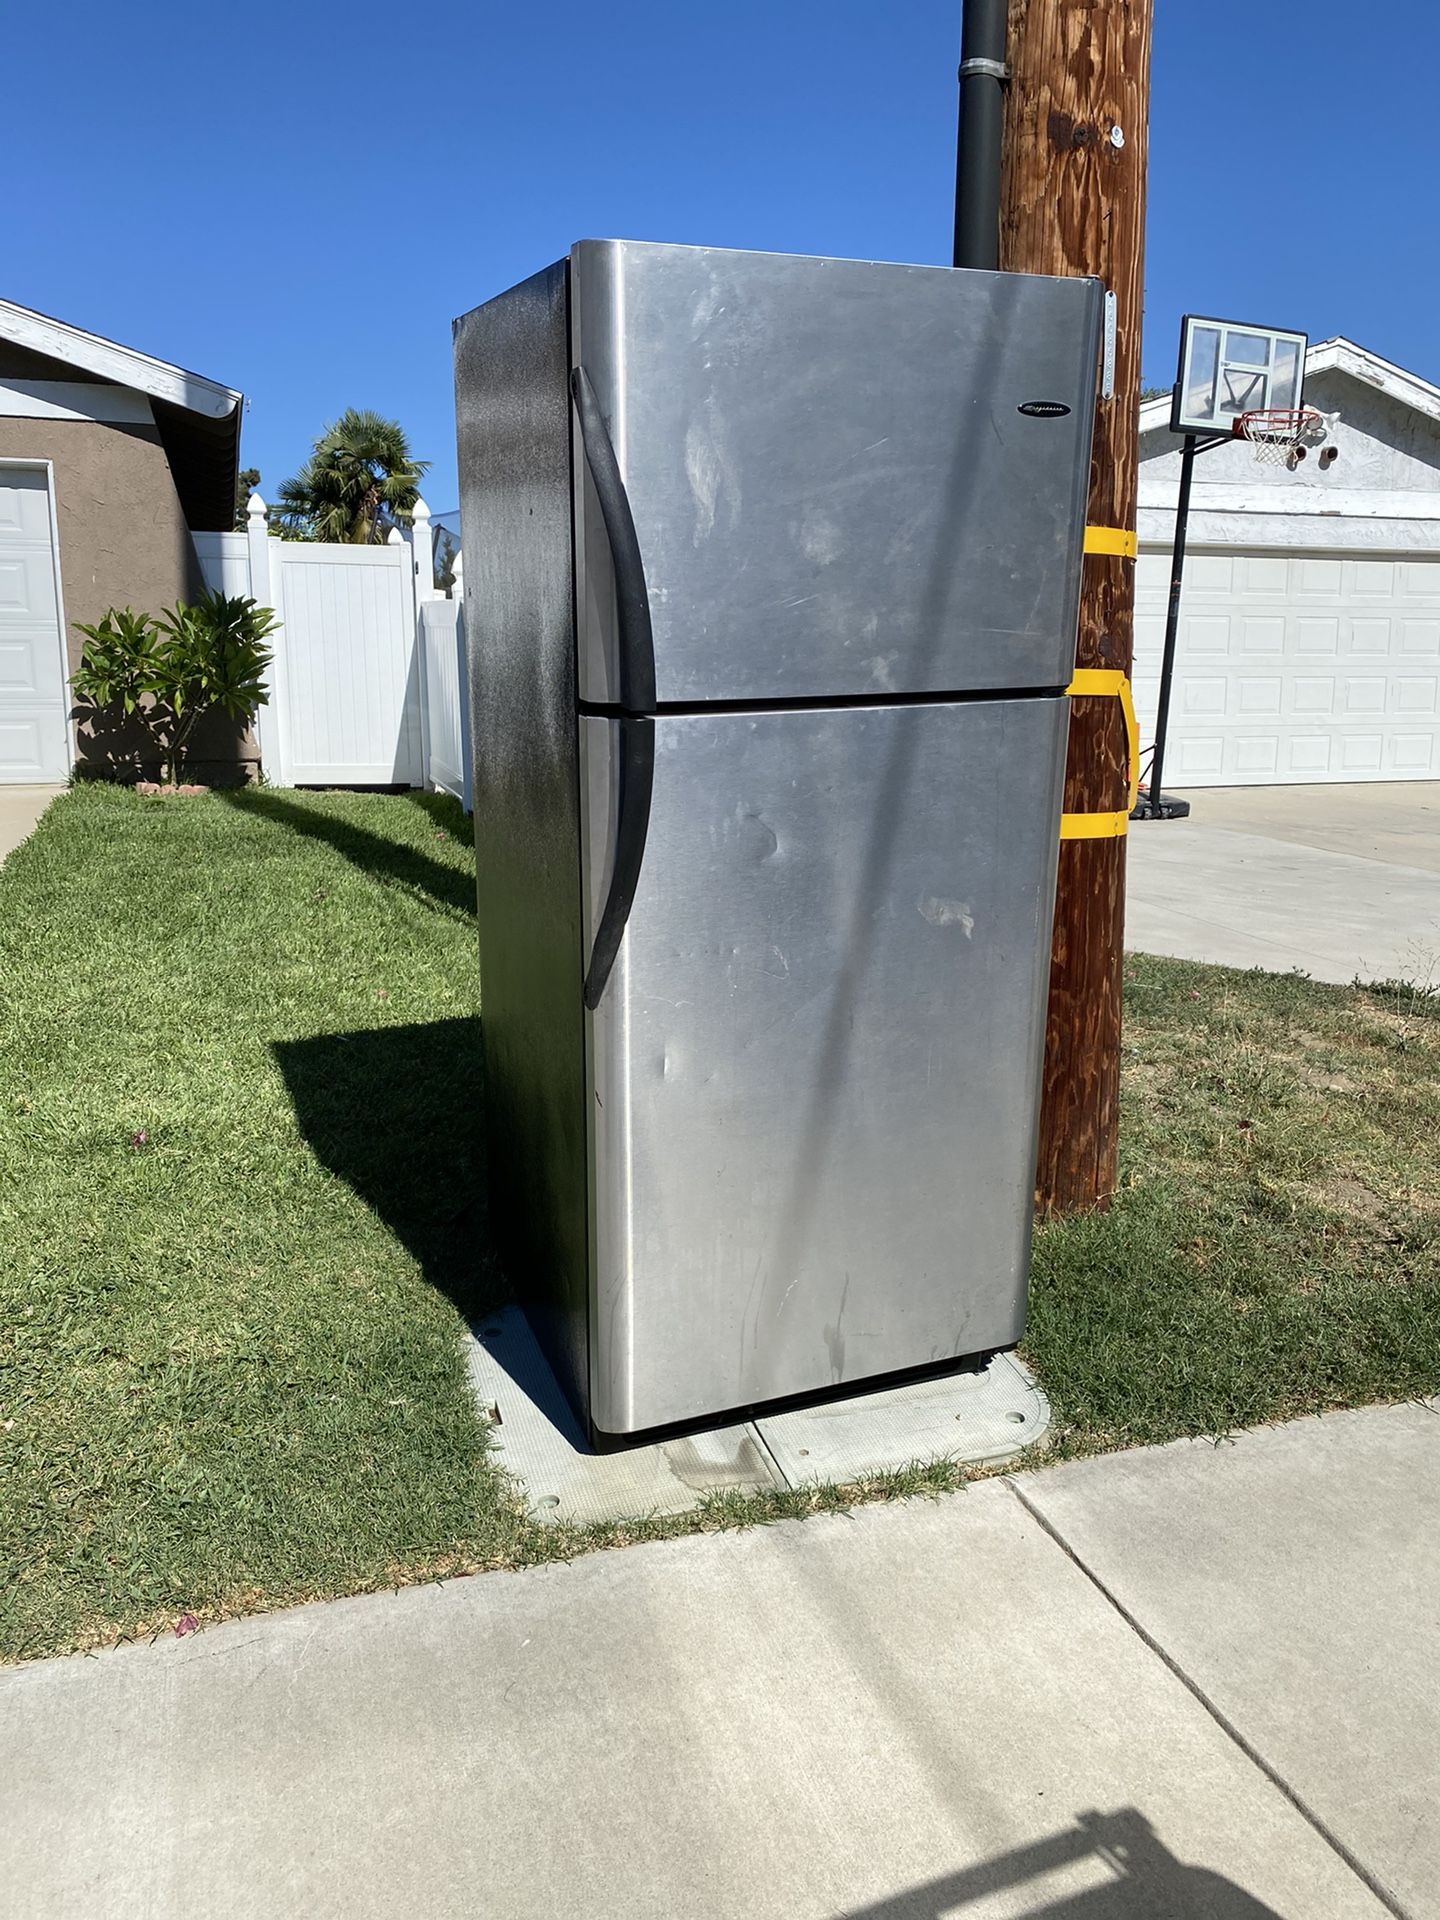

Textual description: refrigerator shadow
[272,1016,501,1324]
[838,1808,1287,1917]
[219,787,476,921]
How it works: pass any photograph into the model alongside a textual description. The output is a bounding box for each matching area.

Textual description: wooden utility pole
[999,0,1153,1214]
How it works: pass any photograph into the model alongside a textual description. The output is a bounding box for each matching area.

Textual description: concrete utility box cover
[466,1309,1050,1525]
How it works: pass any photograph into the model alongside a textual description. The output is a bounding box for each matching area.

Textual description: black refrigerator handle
[571,364,657,1009]
[570,364,658,712]
[583,716,654,1011]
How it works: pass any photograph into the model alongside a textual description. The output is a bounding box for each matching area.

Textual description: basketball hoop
[1237,406,1328,470]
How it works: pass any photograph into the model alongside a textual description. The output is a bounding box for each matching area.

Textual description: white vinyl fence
[194,498,469,805]
[417,595,471,805]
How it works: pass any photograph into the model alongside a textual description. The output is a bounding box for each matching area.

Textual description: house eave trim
[0,299,241,421]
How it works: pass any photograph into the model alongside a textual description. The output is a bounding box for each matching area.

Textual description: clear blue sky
[10,2,1437,513]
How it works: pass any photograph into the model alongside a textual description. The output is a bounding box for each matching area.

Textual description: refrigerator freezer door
[580,697,1068,1435]
[571,240,1101,708]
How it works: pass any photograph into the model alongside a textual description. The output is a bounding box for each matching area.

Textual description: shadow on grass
[404,786,474,844]
[273,1017,501,1323]
[220,787,475,921]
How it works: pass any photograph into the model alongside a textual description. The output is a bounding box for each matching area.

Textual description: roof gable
[0,298,240,419]
[0,298,243,531]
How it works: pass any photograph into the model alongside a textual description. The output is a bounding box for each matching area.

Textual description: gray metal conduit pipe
[953,0,1009,271]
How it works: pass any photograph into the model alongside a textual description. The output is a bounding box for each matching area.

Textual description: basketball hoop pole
[1148,323,1317,819]
[1140,428,1226,821]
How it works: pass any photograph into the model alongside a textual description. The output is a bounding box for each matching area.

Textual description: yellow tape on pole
[1060,668,1140,839]
[1083,525,1138,558]
[1059,809,1131,840]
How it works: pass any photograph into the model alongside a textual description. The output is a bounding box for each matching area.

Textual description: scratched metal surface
[583,698,1068,1433]
[459,241,1090,1442]
[570,238,1101,706]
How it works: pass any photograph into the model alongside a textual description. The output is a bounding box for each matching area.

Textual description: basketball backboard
[1170,315,1307,436]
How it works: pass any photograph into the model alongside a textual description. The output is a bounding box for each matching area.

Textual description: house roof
[0,297,243,531]
[1139,336,1440,440]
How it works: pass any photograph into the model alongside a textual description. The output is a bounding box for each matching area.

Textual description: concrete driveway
[1126,781,1440,984]
[0,783,64,864]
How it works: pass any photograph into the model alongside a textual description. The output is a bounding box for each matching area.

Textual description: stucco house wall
[0,411,256,780]
[0,322,252,782]
[0,415,202,666]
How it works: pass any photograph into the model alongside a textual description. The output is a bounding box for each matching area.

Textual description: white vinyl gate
[417,598,471,806]
[195,499,467,798]
[268,543,421,786]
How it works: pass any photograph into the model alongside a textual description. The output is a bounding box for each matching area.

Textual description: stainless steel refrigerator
[455,240,1100,1440]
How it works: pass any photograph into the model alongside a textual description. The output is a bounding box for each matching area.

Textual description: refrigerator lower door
[580,697,1068,1436]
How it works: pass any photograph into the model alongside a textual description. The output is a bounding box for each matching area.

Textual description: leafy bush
[72,591,277,785]
[66,607,165,718]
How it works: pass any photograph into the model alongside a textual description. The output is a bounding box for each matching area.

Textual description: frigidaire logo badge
[1017,400,1072,418]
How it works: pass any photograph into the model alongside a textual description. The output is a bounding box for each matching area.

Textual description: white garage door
[0,466,69,783]
[1134,546,1440,786]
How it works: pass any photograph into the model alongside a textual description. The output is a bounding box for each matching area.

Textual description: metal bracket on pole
[1101,291,1117,399]
[958,55,1010,80]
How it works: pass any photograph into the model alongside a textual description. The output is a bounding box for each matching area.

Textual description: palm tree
[275,411,429,544]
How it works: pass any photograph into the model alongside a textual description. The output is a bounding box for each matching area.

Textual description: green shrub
[72,591,277,785]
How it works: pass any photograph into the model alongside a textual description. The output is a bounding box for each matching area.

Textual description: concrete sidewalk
[1127,782,1440,984]
[4,1401,1435,1918]
[0,784,64,865]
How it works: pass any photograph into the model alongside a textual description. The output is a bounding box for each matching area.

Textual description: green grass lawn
[2,783,1437,1663]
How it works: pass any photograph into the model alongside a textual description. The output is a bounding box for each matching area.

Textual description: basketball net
[1238,407,1329,470]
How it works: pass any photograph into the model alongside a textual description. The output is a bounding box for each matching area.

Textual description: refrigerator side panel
[454,262,589,1416]
[583,698,1069,1435]
[571,240,1101,706]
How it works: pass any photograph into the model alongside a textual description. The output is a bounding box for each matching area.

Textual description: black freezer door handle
[571,364,656,1008]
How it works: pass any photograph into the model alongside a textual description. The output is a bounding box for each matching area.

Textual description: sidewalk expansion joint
[1003,1477,1413,1920]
